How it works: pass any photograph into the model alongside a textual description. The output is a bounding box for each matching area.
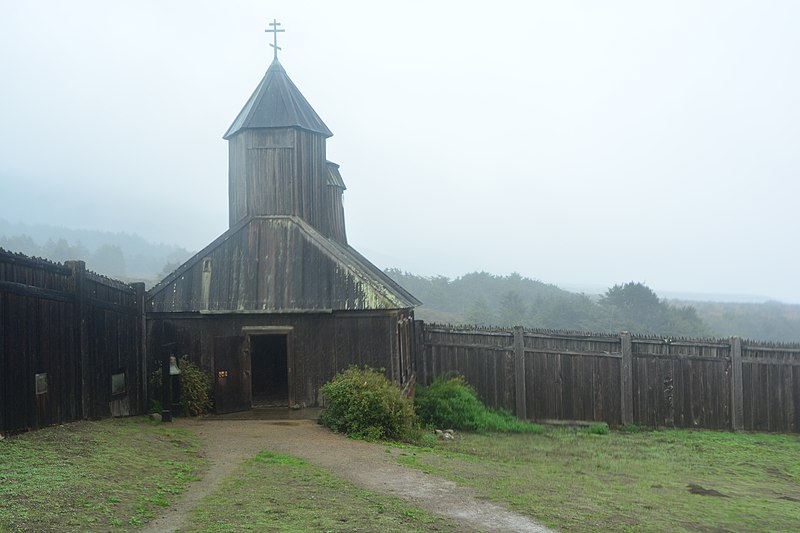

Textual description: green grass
[399,427,800,531]
[0,417,205,532]
[180,451,454,533]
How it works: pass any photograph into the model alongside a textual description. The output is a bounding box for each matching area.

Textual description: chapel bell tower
[223,20,347,243]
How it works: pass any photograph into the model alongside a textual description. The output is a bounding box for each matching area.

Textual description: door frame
[241,326,294,408]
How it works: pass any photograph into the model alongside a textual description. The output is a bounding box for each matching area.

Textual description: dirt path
[142,417,553,533]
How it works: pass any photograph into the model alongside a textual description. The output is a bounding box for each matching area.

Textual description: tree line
[385,269,800,342]
[0,220,191,284]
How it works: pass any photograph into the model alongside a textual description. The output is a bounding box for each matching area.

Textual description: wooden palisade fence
[0,249,147,434]
[3,245,799,436]
[417,323,800,433]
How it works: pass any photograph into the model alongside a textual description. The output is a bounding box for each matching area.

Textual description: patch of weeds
[618,423,646,433]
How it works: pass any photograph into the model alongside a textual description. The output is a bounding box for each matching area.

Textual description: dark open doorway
[250,334,289,407]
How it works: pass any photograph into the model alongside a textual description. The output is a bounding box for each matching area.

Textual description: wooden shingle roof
[223,58,332,139]
[326,161,346,190]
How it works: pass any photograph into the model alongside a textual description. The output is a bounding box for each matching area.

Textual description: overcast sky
[1,1,799,303]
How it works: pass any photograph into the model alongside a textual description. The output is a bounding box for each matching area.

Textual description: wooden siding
[228,129,335,239]
[419,324,800,433]
[1,251,146,434]
[741,343,800,432]
[147,310,413,408]
[526,331,622,426]
[323,184,347,244]
[419,327,517,412]
[148,216,418,313]
[631,338,731,429]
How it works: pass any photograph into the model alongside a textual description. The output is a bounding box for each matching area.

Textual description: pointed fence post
[513,326,527,419]
[131,282,147,414]
[730,337,744,431]
[620,332,633,425]
[66,260,91,420]
[414,320,426,385]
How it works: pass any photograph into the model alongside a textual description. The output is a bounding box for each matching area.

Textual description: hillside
[670,300,800,343]
[2,220,797,343]
[388,269,800,342]
[0,218,192,285]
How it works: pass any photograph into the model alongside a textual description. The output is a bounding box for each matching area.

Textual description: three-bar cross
[265,19,285,60]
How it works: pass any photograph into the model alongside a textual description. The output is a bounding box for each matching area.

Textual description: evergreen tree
[499,291,526,326]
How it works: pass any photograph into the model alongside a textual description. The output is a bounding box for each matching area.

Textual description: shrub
[149,355,214,416]
[319,366,416,441]
[415,375,542,433]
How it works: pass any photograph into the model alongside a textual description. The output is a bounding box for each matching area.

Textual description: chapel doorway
[250,334,289,407]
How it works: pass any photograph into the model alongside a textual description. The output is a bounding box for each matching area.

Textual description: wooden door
[213,336,251,414]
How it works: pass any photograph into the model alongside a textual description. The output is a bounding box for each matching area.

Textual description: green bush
[149,355,214,416]
[415,375,542,433]
[319,366,416,441]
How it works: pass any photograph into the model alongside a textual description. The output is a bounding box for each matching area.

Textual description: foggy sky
[1,1,799,303]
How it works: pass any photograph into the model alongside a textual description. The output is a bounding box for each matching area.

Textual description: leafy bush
[415,375,542,433]
[149,355,214,416]
[319,366,416,441]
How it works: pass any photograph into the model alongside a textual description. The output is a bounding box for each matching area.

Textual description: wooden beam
[730,336,744,431]
[0,280,72,302]
[414,320,427,385]
[132,282,147,415]
[513,326,527,420]
[620,332,633,425]
[65,261,91,420]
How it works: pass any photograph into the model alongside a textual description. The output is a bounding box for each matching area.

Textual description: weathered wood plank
[513,326,526,419]
[730,337,744,431]
[620,332,633,425]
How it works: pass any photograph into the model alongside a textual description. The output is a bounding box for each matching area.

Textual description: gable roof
[147,215,420,313]
[223,58,332,139]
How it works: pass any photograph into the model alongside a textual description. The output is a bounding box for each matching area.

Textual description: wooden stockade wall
[0,250,147,434]
[417,323,800,433]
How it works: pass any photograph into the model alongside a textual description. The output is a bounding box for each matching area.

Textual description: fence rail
[417,322,800,433]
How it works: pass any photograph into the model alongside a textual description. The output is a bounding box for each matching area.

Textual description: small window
[35,373,48,395]
[111,373,126,396]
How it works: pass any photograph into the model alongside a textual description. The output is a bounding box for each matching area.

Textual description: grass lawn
[180,451,455,533]
[0,418,205,532]
[398,427,800,531]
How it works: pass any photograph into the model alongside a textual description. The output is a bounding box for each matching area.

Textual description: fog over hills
[2,220,798,342]
[2,4,799,305]
[0,218,192,284]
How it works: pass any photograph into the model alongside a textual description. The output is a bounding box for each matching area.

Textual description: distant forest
[0,219,192,285]
[2,219,798,343]
[386,270,800,343]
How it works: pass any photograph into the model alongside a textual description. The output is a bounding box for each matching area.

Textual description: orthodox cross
[265,19,285,60]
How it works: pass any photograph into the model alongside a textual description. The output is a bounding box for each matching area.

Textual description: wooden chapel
[146,26,419,413]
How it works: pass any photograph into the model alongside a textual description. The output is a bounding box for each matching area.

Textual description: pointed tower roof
[224,58,332,139]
